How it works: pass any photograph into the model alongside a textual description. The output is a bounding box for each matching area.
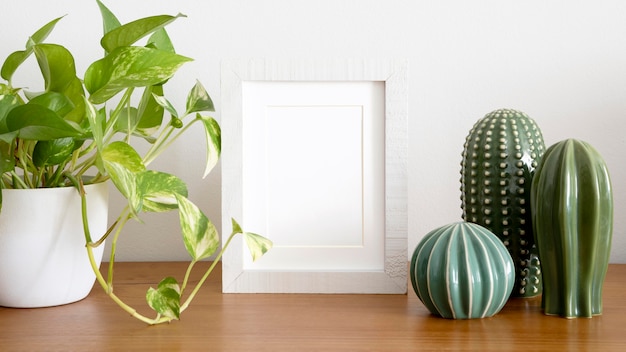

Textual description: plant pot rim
[1,178,108,194]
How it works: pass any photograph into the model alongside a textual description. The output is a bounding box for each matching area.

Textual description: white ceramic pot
[0,182,109,308]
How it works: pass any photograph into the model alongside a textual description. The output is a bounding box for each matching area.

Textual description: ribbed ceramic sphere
[531,139,613,318]
[410,222,515,319]
[460,108,545,298]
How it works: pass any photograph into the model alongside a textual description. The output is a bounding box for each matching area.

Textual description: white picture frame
[221,59,408,293]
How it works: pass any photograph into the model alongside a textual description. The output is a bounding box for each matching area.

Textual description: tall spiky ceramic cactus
[531,139,613,318]
[460,108,545,298]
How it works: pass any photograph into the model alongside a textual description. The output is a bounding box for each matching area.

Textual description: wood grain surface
[1,262,624,351]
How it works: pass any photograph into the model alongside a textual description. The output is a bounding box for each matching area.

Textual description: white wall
[2,0,625,263]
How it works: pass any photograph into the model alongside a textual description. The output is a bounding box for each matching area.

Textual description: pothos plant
[0,1,272,324]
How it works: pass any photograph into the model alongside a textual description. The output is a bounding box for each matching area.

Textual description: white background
[2,0,624,263]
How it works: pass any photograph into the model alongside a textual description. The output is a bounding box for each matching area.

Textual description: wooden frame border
[221,59,408,293]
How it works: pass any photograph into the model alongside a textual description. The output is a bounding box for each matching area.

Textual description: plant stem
[143,116,199,166]
[180,260,196,294]
[86,245,171,325]
[179,230,239,313]
[106,211,132,287]
[47,160,69,187]
[8,171,28,189]
[89,217,119,247]
[72,154,99,179]
[76,178,171,325]
[103,88,134,143]
[142,125,176,166]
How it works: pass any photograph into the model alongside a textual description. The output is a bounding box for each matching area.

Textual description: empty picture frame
[221,59,408,293]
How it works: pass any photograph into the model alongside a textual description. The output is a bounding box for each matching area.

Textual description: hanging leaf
[175,193,219,261]
[104,160,142,214]
[101,141,145,173]
[136,170,188,212]
[101,141,145,212]
[185,80,214,115]
[101,14,186,53]
[231,218,243,234]
[230,218,272,261]
[85,46,192,104]
[243,232,273,262]
[146,277,181,320]
[152,94,178,118]
[199,115,220,177]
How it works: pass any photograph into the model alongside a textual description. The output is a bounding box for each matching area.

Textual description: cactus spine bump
[460,108,545,298]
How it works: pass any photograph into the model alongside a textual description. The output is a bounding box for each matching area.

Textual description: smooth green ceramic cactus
[410,222,515,319]
[460,108,545,298]
[531,139,613,318]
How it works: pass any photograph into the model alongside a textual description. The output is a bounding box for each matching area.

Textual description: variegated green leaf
[0,84,11,95]
[146,277,181,320]
[136,171,188,212]
[101,14,185,53]
[101,141,145,173]
[85,46,192,104]
[152,94,178,118]
[175,193,219,261]
[185,80,214,115]
[101,141,145,211]
[243,232,273,262]
[103,160,141,212]
[33,137,81,167]
[199,115,220,178]
[83,98,104,172]
[231,218,243,235]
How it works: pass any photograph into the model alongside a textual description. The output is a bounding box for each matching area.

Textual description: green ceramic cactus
[410,222,515,319]
[531,139,613,318]
[460,108,545,298]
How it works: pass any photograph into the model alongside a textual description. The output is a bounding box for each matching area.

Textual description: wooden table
[1,262,625,351]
